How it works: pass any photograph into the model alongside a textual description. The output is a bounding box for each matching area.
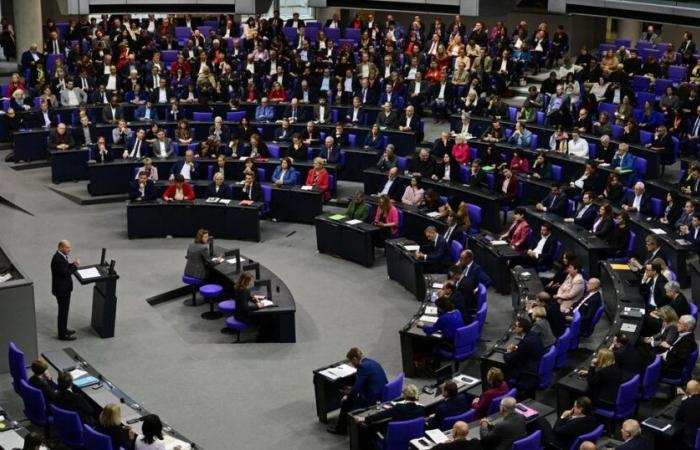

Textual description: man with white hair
[51,240,80,341]
[433,421,481,449]
[661,315,698,379]
[569,278,602,335]
[621,181,651,215]
[359,384,425,425]
[480,397,526,450]
[615,419,650,449]
[663,280,691,318]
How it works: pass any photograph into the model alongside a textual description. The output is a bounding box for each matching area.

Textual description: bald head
[579,442,597,450]
[452,421,468,440]
[587,278,600,291]
[622,419,641,439]
[687,380,700,395]
[58,240,72,255]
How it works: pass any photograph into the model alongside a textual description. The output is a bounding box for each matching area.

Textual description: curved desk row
[42,347,198,449]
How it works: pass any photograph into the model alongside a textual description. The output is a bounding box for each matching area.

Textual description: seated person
[206,172,232,199]
[437,280,470,324]
[360,384,425,425]
[500,169,518,206]
[554,263,585,312]
[530,152,551,180]
[503,317,544,398]
[610,333,645,381]
[569,278,602,335]
[621,182,651,215]
[287,133,309,161]
[272,157,299,186]
[407,148,437,179]
[578,348,622,409]
[661,315,698,379]
[345,191,369,222]
[232,271,263,322]
[417,297,465,341]
[519,223,557,268]
[432,153,461,183]
[136,158,159,181]
[415,226,452,273]
[499,208,531,253]
[591,204,615,240]
[427,380,470,429]
[96,403,136,450]
[248,133,270,158]
[549,397,598,450]
[675,200,697,232]
[432,421,481,450]
[508,148,530,174]
[564,191,597,230]
[675,380,700,450]
[377,145,398,172]
[21,432,45,450]
[679,213,700,246]
[372,194,399,245]
[535,183,569,217]
[644,305,679,354]
[531,306,556,348]
[401,175,425,206]
[471,367,509,419]
[305,157,331,200]
[93,136,113,163]
[600,173,625,204]
[479,397,527,450]
[28,359,57,406]
[162,174,195,202]
[239,172,263,202]
[54,371,96,425]
[169,150,198,181]
[129,171,157,202]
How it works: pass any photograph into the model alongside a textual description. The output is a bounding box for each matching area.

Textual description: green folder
[329,214,346,220]
[618,169,634,174]
[482,165,495,172]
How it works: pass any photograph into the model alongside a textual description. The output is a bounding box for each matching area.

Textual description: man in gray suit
[479,397,527,450]
[184,229,223,280]
[150,129,173,159]
[60,79,87,107]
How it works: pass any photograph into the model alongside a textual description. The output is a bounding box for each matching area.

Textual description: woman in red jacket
[267,81,287,103]
[305,157,330,200]
[471,367,509,419]
[451,134,470,164]
[373,194,399,246]
[162,174,195,202]
[499,207,531,253]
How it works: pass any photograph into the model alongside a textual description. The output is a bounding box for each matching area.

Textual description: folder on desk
[643,417,671,432]
[620,323,637,333]
[610,263,632,271]
[73,375,100,388]
[514,403,539,419]
[328,214,346,220]
[650,228,667,235]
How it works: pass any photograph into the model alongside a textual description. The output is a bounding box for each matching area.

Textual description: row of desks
[0,404,34,449]
[41,347,198,449]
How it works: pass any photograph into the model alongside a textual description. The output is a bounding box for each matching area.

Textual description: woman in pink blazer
[373,194,399,245]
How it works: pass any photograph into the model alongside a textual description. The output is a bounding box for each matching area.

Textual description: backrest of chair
[84,424,113,450]
[551,164,562,182]
[487,387,516,416]
[455,322,479,355]
[634,157,647,181]
[530,134,539,151]
[626,231,636,257]
[19,379,47,426]
[689,302,698,320]
[441,409,475,431]
[695,427,700,450]
[477,284,487,309]
[8,342,27,393]
[570,424,605,450]
[396,156,407,172]
[227,111,246,122]
[385,417,424,449]
[450,240,463,263]
[616,374,640,417]
[650,197,662,218]
[512,429,541,450]
[641,356,662,400]
[683,348,699,382]
[261,184,272,204]
[476,302,488,334]
[555,327,572,367]
[256,167,266,182]
[193,112,213,121]
[381,373,404,402]
[51,404,85,446]
[538,346,557,389]
[467,204,482,232]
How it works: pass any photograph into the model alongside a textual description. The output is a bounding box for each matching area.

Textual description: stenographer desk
[468,232,521,295]
[48,147,90,183]
[127,199,263,241]
[313,360,358,424]
[386,238,427,301]
[42,347,198,449]
[554,262,644,414]
[524,206,610,278]
[315,214,379,267]
[363,168,504,233]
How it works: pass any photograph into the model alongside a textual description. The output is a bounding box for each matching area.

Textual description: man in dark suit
[661,315,698,379]
[647,125,674,165]
[456,249,493,288]
[170,150,198,181]
[377,167,403,201]
[442,213,465,245]
[665,281,691,319]
[345,97,366,125]
[28,359,57,405]
[468,159,486,187]
[519,223,556,268]
[375,102,398,128]
[101,95,124,124]
[51,240,79,340]
[640,261,668,310]
[430,74,454,123]
[48,123,75,150]
[407,148,437,178]
[621,182,652,216]
[570,278,602,335]
[285,12,305,28]
[416,226,452,273]
[427,381,470,429]
[681,165,700,196]
[129,172,157,202]
[567,191,597,230]
[535,184,569,217]
[362,384,425,425]
[503,317,545,399]
[480,396,527,450]
[74,115,97,147]
[434,421,482,449]
[680,214,700,247]
[206,172,233,199]
[54,371,96,425]
[675,380,700,449]
[538,292,566,338]
[628,235,665,274]
[616,419,652,450]
[398,105,420,133]
[21,44,45,72]
[239,173,263,202]
[550,396,598,450]
[355,78,378,106]
[328,347,388,434]
[283,98,306,123]
[611,333,645,381]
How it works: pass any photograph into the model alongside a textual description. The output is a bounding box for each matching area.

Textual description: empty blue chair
[614,39,631,48]
[224,316,248,343]
[640,356,662,400]
[639,130,653,146]
[660,348,698,387]
[668,65,687,83]
[51,405,85,448]
[594,374,640,421]
[438,322,480,371]
[19,379,49,427]
[655,79,673,98]
[538,346,557,389]
[8,341,27,394]
[570,424,605,450]
[555,328,572,369]
[256,167,266,182]
[650,197,663,218]
[512,430,541,450]
[199,284,223,320]
[282,27,297,44]
[175,26,191,40]
[690,302,698,320]
[193,112,213,121]
[597,103,616,118]
[569,311,581,350]
[381,373,404,402]
[344,28,361,41]
[631,75,650,92]
[529,134,539,150]
[508,107,518,122]
[396,156,407,172]
[348,134,356,147]
[487,388,516,416]
[636,40,653,51]
[440,409,475,431]
[325,27,340,41]
[227,111,246,122]
[84,424,115,450]
[450,240,463,263]
[161,50,177,63]
[467,204,482,234]
[611,124,624,140]
[268,144,280,159]
[182,274,204,307]
[476,303,488,334]
[567,200,575,218]
[636,92,656,109]
[536,112,545,125]
[634,157,647,183]
[218,299,236,316]
[376,417,424,450]
[486,172,496,190]
[551,164,562,182]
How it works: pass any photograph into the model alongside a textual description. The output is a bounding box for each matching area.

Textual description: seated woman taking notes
[233,272,263,322]
[162,174,194,202]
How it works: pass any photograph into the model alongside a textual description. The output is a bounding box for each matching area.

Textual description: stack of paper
[77,267,101,279]
[301,185,313,190]
[403,245,420,252]
[258,299,275,308]
[650,228,667,235]
[419,315,438,323]
[431,283,444,289]
[426,212,441,218]
[70,368,88,379]
[219,199,231,205]
[162,434,191,450]
[320,364,357,380]
[346,219,362,225]
[425,306,438,315]
[426,429,449,444]
[490,240,508,246]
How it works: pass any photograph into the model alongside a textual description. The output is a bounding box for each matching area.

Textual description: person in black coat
[427,381,470,429]
[129,172,157,202]
[611,333,645,381]
[567,192,597,230]
[504,317,545,398]
[440,281,470,325]
[239,172,263,202]
[232,272,262,322]
[581,348,622,409]
[535,184,569,217]
[377,167,403,201]
[665,282,691,318]
[206,172,233,199]
[640,261,668,310]
[518,223,557,268]
[433,421,483,449]
[442,213,465,245]
[415,226,452,273]
[661,315,698,379]
[608,212,631,259]
[549,396,598,450]
[361,384,425,425]
[407,148,437,179]
[538,291,566,338]
[621,182,652,216]
[675,380,700,449]
[51,240,79,340]
[570,278,602,335]
[54,371,96,426]
[592,204,615,240]
[616,420,652,450]
[28,359,57,406]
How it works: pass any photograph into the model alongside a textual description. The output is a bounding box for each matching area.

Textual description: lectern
[74,263,119,338]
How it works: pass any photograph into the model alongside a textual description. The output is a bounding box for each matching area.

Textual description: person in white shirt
[567,131,589,158]
[151,130,172,159]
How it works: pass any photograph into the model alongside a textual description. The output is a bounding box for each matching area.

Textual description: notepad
[73,375,100,388]
[621,323,637,333]
[419,315,438,323]
[346,219,362,225]
[425,306,438,315]
[490,240,508,246]
[77,267,101,279]
[403,245,420,251]
[205,197,220,203]
[301,185,313,190]
[514,403,539,419]
[651,228,667,235]
[676,239,692,246]
[426,429,449,444]
[329,214,346,220]
[70,369,87,379]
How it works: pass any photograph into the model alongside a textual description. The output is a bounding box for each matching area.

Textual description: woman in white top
[135,415,182,450]
[401,175,425,207]
[589,77,609,102]
[136,158,159,181]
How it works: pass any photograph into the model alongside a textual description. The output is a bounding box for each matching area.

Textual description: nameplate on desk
[319,363,357,380]
[328,214,346,220]
[77,267,101,279]
[419,315,438,324]
[643,417,672,432]
[70,368,88,379]
[650,228,667,235]
[620,323,637,333]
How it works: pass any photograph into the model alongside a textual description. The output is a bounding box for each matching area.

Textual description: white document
[219,199,231,205]
[650,228,666,235]
[490,240,508,246]
[205,197,219,203]
[426,429,449,444]
[162,434,191,450]
[77,267,101,279]
[425,306,438,315]
[320,364,357,380]
[258,299,275,308]
[301,185,313,190]
[621,323,637,333]
[226,257,246,264]
[346,219,363,225]
[432,283,444,289]
[453,374,479,387]
[70,369,88,379]
[426,211,441,218]
[419,315,438,323]
[403,245,420,251]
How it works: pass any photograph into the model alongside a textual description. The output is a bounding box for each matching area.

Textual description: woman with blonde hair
[471,367,509,418]
[580,348,622,408]
[645,305,679,353]
[97,403,136,450]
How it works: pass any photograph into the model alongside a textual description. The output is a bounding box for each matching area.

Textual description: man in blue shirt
[254,97,276,122]
[328,347,388,435]
[612,143,635,173]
